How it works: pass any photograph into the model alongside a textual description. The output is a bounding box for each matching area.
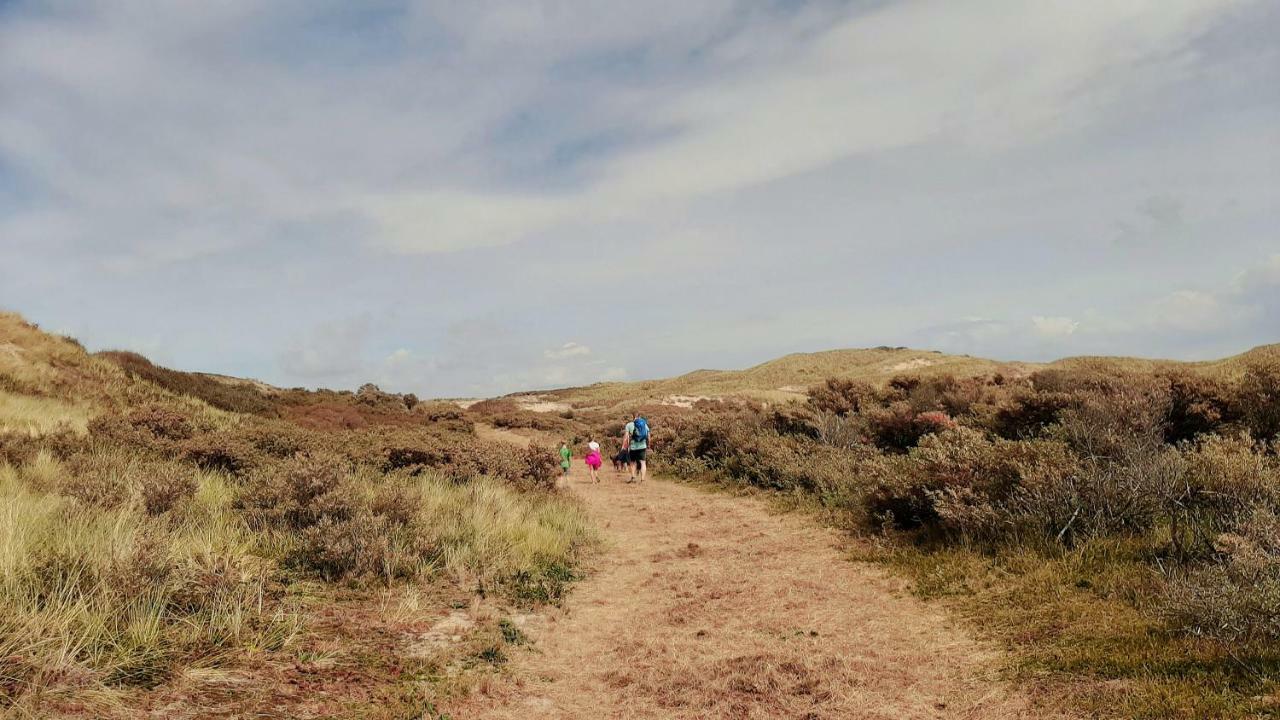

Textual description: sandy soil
[450,451,1068,719]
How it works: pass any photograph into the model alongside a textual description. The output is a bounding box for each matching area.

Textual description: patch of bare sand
[450,459,1071,719]
[889,357,938,372]
[658,395,712,408]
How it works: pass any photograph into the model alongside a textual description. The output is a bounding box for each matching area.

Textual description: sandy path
[453,440,1063,719]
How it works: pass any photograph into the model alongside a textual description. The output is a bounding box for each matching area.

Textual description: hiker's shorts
[628,448,647,464]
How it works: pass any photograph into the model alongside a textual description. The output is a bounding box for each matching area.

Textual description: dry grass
[876,542,1280,719]
[0,391,92,435]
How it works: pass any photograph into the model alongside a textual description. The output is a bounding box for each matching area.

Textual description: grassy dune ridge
[521,343,1280,410]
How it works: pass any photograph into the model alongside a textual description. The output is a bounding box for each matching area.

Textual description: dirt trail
[454,434,1063,719]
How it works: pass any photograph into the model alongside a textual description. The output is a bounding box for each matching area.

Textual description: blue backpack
[632,417,650,442]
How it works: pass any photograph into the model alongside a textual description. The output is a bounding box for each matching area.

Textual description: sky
[1,0,1277,397]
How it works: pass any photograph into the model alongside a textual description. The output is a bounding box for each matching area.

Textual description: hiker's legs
[638,459,647,483]
[629,448,646,483]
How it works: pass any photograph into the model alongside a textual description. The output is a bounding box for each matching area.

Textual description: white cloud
[544,342,592,360]
[370,0,1244,254]
[1031,316,1080,339]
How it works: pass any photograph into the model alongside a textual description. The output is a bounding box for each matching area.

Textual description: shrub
[991,388,1075,439]
[236,453,358,532]
[1162,509,1280,643]
[1165,434,1280,557]
[864,427,1077,537]
[296,514,392,581]
[182,436,257,476]
[87,412,160,452]
[866,402,955,452]
[236,423,316,458]
[1161,371,1237,444]
[61,452,136,508]
[124,407,192,440]
[767,405,821,439]
[1049,382,1168,463]
[807,378,876,416]
[1005,448,1183,547]
[1239,359,1280,442]
[521,444,562,491]
[138,464,199,515]
[465,398,519,417]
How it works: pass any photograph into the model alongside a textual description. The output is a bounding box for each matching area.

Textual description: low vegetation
[640,357,1280,718]
[0,313,594,716]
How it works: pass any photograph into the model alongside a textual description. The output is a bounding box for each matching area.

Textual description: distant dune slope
[520,344,1280,410]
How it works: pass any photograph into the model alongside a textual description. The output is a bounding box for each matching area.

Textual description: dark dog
[612,449,629,472]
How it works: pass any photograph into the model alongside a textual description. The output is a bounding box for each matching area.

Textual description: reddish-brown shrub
[807,378,876,416]
[139,464,199,515]
[127,405,194,441]
[236,453,358,531]
[182,436,257,476]
[991,389,1075,439]
[1161,371,1238,444]
[866,403,955,452]
[521,445,561,491]
[1239,359,1280,443]
[296,515,391,581]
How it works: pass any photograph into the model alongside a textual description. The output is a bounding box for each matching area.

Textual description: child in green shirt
[559,441,572,482]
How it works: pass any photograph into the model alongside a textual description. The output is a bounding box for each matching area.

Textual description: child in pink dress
[584,440,602,483]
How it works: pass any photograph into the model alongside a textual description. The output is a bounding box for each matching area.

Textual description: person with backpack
[623,412,650,484]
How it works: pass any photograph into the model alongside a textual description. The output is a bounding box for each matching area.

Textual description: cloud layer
[1,1,1276,396]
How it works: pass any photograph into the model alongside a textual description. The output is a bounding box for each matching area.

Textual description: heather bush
[807,378,876,415]
[296,514,394,581]
[1239,359,1280,442]
[866,402,956,452]
[182,434,258,475]
[236,422,317,458]
[1048,382,1169,462]
[520,444,562,491]
[139,463,199,516]
[990,387,1075,439]
[126,405,194,441]
[1161,371,1238,443]
[60,451,138,508]
[236,453,359,533]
